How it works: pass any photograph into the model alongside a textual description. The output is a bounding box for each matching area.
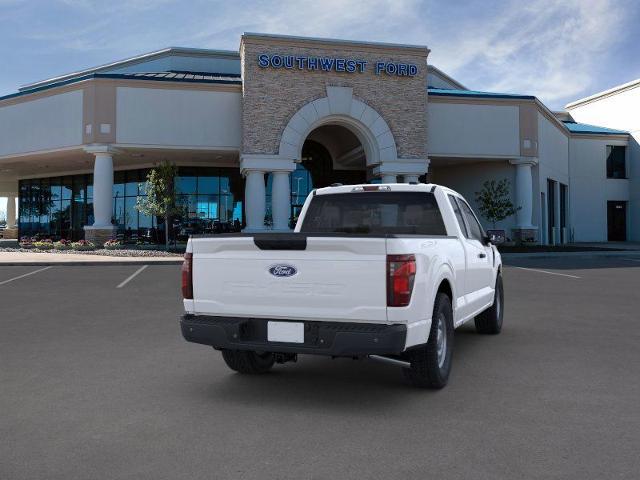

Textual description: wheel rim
[436,313,447,368]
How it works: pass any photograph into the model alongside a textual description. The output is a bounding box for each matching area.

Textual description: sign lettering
[258,54,417,77]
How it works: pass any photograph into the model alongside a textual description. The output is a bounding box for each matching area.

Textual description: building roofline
[19,47,240,92]
[2,72,241,104]
[428,88,535,100]
[565,78,640,109]
[241,32,430,55]
[562,120,628,135]
[427,65,467,90]
[428,88,630,140]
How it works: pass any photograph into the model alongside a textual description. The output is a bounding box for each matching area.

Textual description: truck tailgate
[191,235,388,323]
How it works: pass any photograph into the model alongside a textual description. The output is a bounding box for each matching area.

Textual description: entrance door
[547,179,556,244]
[607,201,627,241]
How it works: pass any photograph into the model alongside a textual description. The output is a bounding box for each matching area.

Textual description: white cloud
[427,0,628,107]
[2,0,635,109]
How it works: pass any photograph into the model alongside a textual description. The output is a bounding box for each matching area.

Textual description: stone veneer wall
[240,36,429,159]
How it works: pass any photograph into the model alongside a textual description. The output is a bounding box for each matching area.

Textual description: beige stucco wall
[427,101,520,157]
[240,35,428,159]
[116,86,242,148]
[0,90,83,157]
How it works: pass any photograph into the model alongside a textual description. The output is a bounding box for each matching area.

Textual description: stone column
[271,171,291,231]
[404,175,420,183]
[2,195,18,239]
[374,159,429,186]
[84,146,117,245]
[381,174,397,184]
[244,170,266,231]
[6,195,16,228]
[241,154,296,232]
[510,158,538,242]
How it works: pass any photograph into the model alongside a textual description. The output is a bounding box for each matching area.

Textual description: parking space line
[0,266,53,286]
[513,266,581,279]
[116,265,149,289]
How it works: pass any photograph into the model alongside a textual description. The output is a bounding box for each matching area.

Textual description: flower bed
[71,240,96,251]
[103,239,123,250]
[54,239,73,250]
[33,240,54,250]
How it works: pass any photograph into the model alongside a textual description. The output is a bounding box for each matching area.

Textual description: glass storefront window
[175,175,197,195]
[198,176,219,195]
[18,166,244,242]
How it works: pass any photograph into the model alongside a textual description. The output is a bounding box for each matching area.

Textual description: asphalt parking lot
[1,256,639,479]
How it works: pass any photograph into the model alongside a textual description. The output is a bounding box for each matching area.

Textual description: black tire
[403,292,454,389]
[474,274,504,334]
[221,349,275,374]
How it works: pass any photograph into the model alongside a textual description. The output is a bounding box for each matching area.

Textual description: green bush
[33,240,54,250]
[54,240,73,250]
[71,240,96,251]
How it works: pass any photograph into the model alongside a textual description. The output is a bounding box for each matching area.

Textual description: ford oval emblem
[269,264,297,278]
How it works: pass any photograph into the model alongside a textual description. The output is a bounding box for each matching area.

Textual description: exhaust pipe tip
[368,354,411,369]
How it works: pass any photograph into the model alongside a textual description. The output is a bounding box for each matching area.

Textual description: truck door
[455,197,495,314]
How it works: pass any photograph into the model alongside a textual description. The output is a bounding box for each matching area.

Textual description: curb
[0,259,183,266]
[502,251,640,260]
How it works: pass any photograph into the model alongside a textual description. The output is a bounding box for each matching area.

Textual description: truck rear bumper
[180,315,407,356]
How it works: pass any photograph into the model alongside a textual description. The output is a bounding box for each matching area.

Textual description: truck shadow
[197,324,487,413]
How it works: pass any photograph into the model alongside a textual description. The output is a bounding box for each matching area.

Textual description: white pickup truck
[180,183,503,388]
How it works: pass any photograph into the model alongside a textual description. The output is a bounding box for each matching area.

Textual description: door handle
[478,253,486,258]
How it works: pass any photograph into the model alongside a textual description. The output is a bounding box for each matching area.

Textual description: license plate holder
[267,321,304,343]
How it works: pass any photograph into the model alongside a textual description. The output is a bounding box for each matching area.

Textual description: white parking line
[0,266,53,286]
[514,266,581,279]
[116,265,149,289]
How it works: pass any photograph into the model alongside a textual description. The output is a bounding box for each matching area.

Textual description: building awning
[561,121,628,135]
[427,87,535,100]
[0,71,242,103]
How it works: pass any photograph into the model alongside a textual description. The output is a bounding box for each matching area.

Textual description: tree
[474,179,520,229]
[136,161,182,250]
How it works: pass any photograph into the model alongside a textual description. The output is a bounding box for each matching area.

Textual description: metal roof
[19,47,240,92]
[0,71,241,103]
[562,121,628,135]
[428,87,535,100]
[117,71,241,82]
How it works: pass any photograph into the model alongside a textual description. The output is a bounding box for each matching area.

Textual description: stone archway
[278,86,398,168]
[240,86,429,231]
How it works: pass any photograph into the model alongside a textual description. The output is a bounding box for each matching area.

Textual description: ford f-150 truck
[180,183,503,388]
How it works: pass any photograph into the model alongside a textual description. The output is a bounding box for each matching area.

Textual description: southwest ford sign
[258,54,418,77]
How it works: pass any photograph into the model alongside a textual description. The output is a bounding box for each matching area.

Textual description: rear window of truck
[300,192,447,235]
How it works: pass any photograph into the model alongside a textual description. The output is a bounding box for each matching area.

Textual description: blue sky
[1,0,639,215]
[1,0,639,109]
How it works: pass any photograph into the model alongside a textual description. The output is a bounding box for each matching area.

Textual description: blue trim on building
[561,121,628,135]
[427,87,536,100]
[0,72,242,103]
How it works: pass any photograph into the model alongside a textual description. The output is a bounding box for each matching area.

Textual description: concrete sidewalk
[502,250,640,260]
[0,251,183,266]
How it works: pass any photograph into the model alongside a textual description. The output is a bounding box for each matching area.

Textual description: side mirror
[485,229,506,245]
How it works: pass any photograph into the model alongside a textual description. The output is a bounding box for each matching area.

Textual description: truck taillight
[181,253,193,299]
[387,254,416,307]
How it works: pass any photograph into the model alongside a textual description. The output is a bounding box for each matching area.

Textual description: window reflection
[18,167,245,242]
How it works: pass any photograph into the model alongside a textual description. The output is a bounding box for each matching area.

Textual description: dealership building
[0,33,637,244]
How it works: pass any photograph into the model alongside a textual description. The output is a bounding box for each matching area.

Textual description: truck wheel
[221,349,275,374]
[475,274,504,334]
[403,292,454,389]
